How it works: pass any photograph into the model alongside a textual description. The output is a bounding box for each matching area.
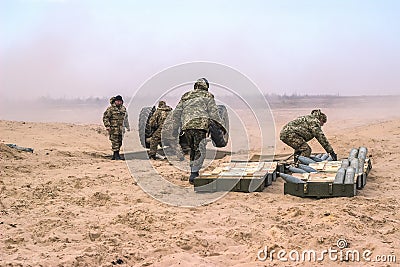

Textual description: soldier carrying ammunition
[280,109,337,161]
[148,101,173,160]
[173,78,226,184]
[103,95,130,160]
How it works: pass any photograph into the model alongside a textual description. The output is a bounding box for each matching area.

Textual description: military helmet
[158,100,166,108]
[311,109,327,123]
[194,78,209,90]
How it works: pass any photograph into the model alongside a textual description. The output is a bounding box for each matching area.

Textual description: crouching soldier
[103,95,130,160]
[280,109,337,161]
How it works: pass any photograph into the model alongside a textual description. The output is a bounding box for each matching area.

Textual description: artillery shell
[344,167,356,184]
[334,168,346,184]
[288,166,307,173]
[348,148,359,161]
[350,158,359,173]
[358,146,368,156]
[310,156,323,162]
[279,173,306,184]
[298,156,316,165]
[358,146,368,161]
[298,164,317,173]
[341,159,350,168]
[358,158,365,174]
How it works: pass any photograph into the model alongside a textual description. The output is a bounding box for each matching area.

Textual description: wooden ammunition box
[284,181,357,198]
[194,162,278,193]
[284,158,372,198]
[309,158,372,174]
[283,172,360,198]
[307,158,372,190]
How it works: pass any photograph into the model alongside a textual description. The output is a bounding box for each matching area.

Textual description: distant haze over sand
[1,95,399,124]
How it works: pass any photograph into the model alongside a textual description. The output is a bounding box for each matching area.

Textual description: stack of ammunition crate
[282,147,372,198]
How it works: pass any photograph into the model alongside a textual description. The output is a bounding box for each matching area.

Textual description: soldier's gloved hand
[330,151,338,161]
[106,127,111,133]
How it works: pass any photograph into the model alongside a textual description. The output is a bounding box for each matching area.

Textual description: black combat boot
[149,154,157,160]
[115,150,121,160]
[112,151,117,160]
[149,153,164,160]
[189,171,199,185]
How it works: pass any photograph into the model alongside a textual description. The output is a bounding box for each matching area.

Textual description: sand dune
[1,103,399,266]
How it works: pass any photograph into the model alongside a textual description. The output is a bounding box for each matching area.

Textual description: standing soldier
[280,109,337,161]
[103,95,130,160]
[173,78,225,184]
[148,101,173,160]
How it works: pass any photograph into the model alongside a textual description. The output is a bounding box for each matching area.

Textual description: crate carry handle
[329,183,333,195]
[303,183,308,194]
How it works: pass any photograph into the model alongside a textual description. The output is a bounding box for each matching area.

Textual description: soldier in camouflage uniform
[148,101,173,160]
[103,95,130,160]
[173,78,226,184]
[280,109,337,161]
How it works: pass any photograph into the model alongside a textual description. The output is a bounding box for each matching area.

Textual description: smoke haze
[1,0,399,103]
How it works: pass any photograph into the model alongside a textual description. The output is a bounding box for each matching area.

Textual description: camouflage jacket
[173,88,223,131]
[149,106,173,129]
[103,103,130,134]
[281,114,333,153]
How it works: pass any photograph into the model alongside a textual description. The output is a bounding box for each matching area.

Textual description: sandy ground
[1,100,400,266]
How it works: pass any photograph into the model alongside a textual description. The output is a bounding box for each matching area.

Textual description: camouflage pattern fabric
[280,131,312,157]
[109,133,123,152]
[172,81,224,171]
[148,103,172,156]
[185,129,207,172]
[172,87,224,132]
[149,103,172,130]
[148,128,162,156]
[103,98,130,152]
[280,113,333,154]
[161,113,185,159]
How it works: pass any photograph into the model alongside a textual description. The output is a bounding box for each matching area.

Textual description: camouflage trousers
[185,129,207,172]
[149,128,162,156]
[109,133,123,152]
[280,131,311,157]
[149,128,184,159]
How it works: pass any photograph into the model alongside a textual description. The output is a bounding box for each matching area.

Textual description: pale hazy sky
[1,0,399,99]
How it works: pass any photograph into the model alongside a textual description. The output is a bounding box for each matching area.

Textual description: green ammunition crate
[284,172,364,198]
[265,170,276,186]
[194,176,265,193]
[307,158,372,190]
[194,162,277,193]
[284,182,357,198]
